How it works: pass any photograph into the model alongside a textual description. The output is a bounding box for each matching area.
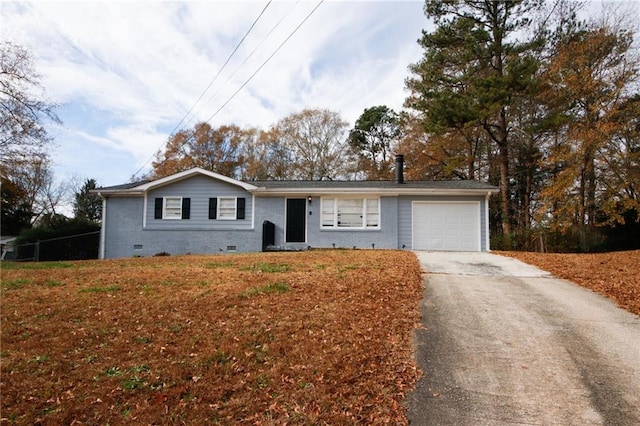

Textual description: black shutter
[154,198,163,219]
[181,198,190,219]
[209,198,217,219]
[237,198,246,220]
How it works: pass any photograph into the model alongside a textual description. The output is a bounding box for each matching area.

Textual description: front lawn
[1,250,424,424]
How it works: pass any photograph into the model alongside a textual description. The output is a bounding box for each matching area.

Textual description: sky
[2,0,638,199]
[2,0,430,190]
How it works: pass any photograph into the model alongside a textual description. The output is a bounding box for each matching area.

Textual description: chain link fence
[10,231,100,262]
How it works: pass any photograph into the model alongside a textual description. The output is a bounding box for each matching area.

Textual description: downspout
[142,193,148,228]
[485,192,491,252]
[251,194,256,230]
[99,194,107,259]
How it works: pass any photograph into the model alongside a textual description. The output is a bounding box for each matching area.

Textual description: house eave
[251,187,499,197]
[92,167,258,196]
[94,190,145,197]
[136,168,257,192]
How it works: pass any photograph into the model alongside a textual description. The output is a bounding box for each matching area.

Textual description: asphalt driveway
[406,251,640,425]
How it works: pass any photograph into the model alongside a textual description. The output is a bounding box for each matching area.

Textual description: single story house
[94,156,499,259]
[1,236,16,261]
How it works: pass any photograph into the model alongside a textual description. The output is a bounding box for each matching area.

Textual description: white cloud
[2,0,428,185]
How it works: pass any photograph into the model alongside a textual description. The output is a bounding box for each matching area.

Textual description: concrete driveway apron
[406,251,640,425]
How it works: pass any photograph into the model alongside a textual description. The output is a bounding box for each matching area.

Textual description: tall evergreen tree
[73,178,102,222]
[405,0,544,236]
[348,106,401,180]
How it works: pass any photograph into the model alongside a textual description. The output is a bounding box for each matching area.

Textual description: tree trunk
[524,170,532,229]
[586,155,596,226]
[499,140,511,236]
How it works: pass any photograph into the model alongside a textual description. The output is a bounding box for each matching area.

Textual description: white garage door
[413,202,481,251]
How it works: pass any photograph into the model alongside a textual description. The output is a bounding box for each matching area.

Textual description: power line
[170,1,273,135]
[136,0,324,179]
[132,1,272,179]
[181,0,301,131]
[201,0,324,129]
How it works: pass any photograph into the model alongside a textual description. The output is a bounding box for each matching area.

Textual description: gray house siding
[102,175,259,258]
[145,175,253,231]
[138,229,259,256]
[250,196,399,250]
[103,197,144,259]
[308,196,399,249]
[103,195,261,258]
[398,195,488,251]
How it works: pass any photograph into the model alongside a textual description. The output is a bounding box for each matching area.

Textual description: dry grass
[498,250,640,316]
[1,250,424,425]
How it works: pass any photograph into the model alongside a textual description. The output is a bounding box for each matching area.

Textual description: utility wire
[181,0,300,131]
[132,1,272,179]
[136,0,324,179]
[166,0,272,138]
[201,0,324,128]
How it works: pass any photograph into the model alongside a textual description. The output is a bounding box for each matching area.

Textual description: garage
[412,201,481,251]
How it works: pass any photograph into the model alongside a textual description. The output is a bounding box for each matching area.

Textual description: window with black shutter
[154,196,187,220]
[237,198,245,220]
[209,198,217,219]
[181,198,190,219]
[154,198,163,219]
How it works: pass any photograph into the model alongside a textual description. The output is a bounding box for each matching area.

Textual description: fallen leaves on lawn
[1,250,424,424]
[498,250,640,317]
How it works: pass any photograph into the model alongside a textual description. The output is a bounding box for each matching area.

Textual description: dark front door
[286,198,306,243]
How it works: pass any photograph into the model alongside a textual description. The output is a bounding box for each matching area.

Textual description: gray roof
[96,180,150,191]
[251,180,498,190]
[94,169,498,195]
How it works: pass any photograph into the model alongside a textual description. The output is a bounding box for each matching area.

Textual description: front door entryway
[286,198,306,243]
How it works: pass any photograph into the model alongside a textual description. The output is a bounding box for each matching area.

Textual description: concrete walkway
[406,251,640,425]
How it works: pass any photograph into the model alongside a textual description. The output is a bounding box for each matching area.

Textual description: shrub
[14,217,100,261]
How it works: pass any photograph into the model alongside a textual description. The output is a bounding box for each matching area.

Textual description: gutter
[250,187,500,197]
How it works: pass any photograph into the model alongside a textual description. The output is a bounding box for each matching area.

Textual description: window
[154,197,190,220]
[337,199,363,227]
[164,197,182,219]
[218,197,236,220]
[321,198,380,229]
[321,198,335,227]
[366,198,379,227]
[209,197,246,220]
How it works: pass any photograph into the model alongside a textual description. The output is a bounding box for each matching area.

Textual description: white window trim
[320,197,381,230]
[163,196,183,220]
[217,196,237,221]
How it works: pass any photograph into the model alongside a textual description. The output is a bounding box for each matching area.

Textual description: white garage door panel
[413,202,480,251]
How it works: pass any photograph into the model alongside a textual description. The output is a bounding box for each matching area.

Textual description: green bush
[15,217,100,261]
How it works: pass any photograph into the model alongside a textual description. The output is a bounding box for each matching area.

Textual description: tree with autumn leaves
[404,0,639,251]
[405,0,544,237]
[147,1,638,251]
[1,41,65,233]
[536,21,640,227]
[151,123,247,179]
[149,108,353,181]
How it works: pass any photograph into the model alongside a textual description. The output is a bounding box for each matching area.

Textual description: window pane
[337,199,363,228]
[164,197,182,219]
[218,197,236,220]
[366,198,379,227]
[321,198,335,227]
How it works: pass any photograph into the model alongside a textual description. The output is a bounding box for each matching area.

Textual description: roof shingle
[251,180,497,190]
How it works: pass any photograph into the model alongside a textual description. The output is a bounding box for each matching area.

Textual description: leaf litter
[498,250,639,316]
[1,250,424,424]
